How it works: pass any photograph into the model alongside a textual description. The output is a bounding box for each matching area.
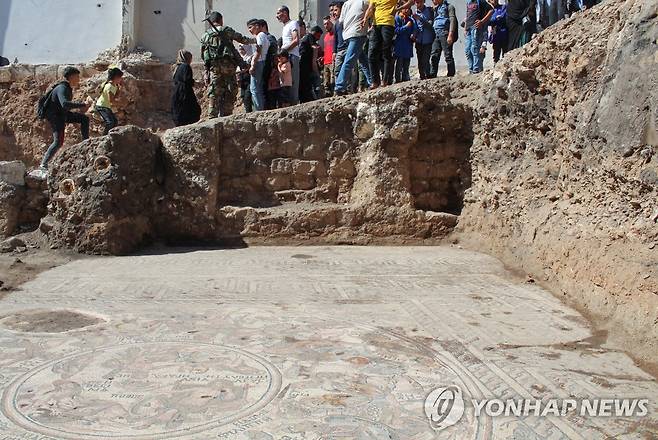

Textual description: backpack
[202,26,242,67]
[36,81,65,120]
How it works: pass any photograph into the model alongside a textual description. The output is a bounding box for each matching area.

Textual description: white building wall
[0,0,475,68]
[0,0,123,64]
[134,0,304,62]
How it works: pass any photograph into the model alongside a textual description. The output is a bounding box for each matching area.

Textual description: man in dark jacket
[507,0,537,51]
[299,26,323,103]
[40,66,90,170]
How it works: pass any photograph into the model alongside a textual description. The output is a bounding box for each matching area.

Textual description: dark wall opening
[410,103,473,215]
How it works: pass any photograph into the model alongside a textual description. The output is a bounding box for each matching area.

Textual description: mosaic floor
[0,246,655,439]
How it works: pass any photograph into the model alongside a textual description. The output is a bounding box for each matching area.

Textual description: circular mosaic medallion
[1,342,282,439]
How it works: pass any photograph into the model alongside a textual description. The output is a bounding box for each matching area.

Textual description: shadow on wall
[0,0,10,61]
[136,0,188,62]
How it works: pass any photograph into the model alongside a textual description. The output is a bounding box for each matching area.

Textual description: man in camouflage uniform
[201,11,255,118]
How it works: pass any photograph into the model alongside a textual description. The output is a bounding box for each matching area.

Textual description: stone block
[292,160,319,176]
[410,160,431,179]
[0,161,26,186]
[271,158,293,174]
[429,178,450,191]
[415,192,448,211]
[411,180,430,194]
[293,174,316,190]
[425,211,458,227]
[278,139,301,157]
[39,215,55,233]
[246,140,273,158]
[0,236,26,252]
[303,143,325,160]
[267,175,291,191]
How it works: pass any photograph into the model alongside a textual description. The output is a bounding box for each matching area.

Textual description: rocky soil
[0,0,655,369]
[456,0,658,370]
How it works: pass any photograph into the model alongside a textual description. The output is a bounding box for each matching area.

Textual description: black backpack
[36,81,65,120]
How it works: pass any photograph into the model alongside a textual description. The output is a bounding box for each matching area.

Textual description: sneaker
[28,167,48,181]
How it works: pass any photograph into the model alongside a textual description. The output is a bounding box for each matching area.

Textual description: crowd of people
[183,0,601,120]
[33,0,601,174]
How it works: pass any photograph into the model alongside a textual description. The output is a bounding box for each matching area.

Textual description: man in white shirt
[335,0,372,95]
[276,6,301,104]
[247,19,270,111]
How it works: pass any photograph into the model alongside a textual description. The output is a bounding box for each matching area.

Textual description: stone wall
[45,81,473,252]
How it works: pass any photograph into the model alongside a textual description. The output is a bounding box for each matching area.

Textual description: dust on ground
[0,230,81,301]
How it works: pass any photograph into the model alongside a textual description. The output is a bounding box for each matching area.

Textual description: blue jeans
[335,36,372,93]
[250,60,266,111]
[465,27,486,73]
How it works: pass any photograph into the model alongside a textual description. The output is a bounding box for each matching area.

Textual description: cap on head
[278,5,290,14]
[63,66,80,80]
[208,11,222,23]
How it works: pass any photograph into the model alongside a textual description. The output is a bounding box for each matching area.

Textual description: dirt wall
[456,0,658,368]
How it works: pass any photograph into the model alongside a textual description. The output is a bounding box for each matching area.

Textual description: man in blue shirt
[412,0,435,79]
[429,0,458,78]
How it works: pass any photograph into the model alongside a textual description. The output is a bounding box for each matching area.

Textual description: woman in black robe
[171,50,201,126]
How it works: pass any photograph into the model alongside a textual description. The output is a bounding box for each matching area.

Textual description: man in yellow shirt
[361,0,399,88]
